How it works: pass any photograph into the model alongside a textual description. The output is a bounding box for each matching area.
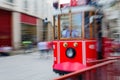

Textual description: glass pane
[60,15,70,38]
[71,13,82,38]
[6,0,13,3]
[92,22,96,38]
[60,13,82,38]
[54,16,58,39]
[21,24,36,42]
[23,0,28,9]
[84,12,90,39]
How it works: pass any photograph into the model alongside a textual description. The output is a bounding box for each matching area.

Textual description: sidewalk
[0,51,59,80]
[10,48,38,56]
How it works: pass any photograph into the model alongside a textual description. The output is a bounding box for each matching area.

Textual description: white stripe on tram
[82,41,86,65]
[57,42,60,64]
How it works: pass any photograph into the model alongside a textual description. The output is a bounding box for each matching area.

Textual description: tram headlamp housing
[73,42,78,47]
[66,48,76,58]
[63,42,68,48]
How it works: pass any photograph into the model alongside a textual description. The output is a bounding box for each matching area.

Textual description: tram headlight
[66,48,76,58]
[63,42,68,47]
[73,42,78,47]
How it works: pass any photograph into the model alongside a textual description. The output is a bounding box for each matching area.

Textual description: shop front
[21,13,37,45]
[0,9,12,47]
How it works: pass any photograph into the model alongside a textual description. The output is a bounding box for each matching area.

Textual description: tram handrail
[54,57,120,80]
[87,57,118,64]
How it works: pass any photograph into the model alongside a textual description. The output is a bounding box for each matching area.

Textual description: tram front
[53,6,98,75]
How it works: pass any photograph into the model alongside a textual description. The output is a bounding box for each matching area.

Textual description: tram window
[84,12,96,39]
[92,22,96,38]
[71,13,82,38]
[54,16,58,39]
[60,14,70,38]
[60,13,82,38]
[84,12,90,39]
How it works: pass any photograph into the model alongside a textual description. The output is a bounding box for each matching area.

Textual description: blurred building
[98,0,120,38]
[0,0,54,50]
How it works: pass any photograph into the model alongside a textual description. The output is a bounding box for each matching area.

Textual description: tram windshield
[60,13,82,39]
[53,11,96,40]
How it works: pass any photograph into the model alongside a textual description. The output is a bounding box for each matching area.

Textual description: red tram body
[52,4,118,75]
[53,40,97,73]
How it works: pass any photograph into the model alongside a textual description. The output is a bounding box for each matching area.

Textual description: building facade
[99,0,120,38]
[0,0,54,50]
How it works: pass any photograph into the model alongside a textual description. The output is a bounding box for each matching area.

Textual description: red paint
[47,41,53,50]
[21,14,37,25]
[70,0,86,6]
[53,41,58,67]
[70,0,77,6]
[54,62,86,72]
[85,40,97,66]
[0,9,12,46]
[59,41,82,63]
[53,40,98,72]
[102,37,113,58]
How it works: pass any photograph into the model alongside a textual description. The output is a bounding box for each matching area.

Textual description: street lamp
[42,18,48,41]
[43,18,48,27]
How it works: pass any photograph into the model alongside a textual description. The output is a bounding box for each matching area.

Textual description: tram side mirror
[89,16,94,24]
[89,15,103,24]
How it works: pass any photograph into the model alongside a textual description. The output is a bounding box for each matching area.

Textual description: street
[0,51,59,80]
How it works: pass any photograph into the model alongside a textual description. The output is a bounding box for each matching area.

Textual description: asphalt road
[0,51,59,80]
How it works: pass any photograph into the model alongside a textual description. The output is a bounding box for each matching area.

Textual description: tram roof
[53,5,96,15]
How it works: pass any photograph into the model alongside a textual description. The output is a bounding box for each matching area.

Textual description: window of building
[6,0,14,3]
[34,0,38,14]
[21,24,37,43]
[23,0,28,9]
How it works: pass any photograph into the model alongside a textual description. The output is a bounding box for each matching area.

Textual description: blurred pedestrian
[37,41,49,58]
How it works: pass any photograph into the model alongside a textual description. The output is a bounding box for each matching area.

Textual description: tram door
[85,11,103,59]
[84,12,98,63]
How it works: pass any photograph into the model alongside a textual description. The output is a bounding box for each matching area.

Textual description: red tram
[52,5,117,75]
